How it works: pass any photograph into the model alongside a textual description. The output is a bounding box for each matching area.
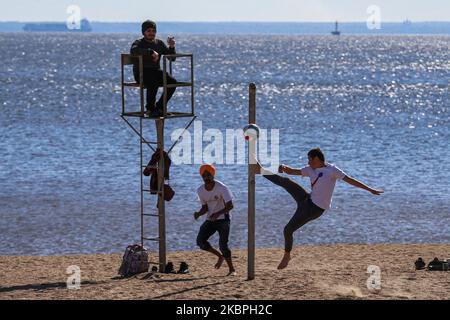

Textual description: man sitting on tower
[130,20,177,117]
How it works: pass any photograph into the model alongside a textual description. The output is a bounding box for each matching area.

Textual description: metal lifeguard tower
[120,53,196,272]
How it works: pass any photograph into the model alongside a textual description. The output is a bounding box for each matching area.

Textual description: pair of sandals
[163,261,190,274]
[415,257,449,271]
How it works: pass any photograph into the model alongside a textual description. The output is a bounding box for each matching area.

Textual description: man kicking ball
[194,164,236,276]
[254,148,384,270]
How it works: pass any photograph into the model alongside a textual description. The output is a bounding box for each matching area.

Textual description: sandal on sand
[164,261,176,274]
[415,257,426,270]
[177,261,190,274]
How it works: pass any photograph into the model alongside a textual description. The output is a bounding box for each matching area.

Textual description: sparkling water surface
[0,33,449,255]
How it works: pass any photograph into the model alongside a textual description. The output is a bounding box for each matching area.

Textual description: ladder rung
[143,214,159,217]
[143,237,160,242]
[165,82,192,88]
[122,82,192,89]
[142,189,161,194]
[123,82,141,87]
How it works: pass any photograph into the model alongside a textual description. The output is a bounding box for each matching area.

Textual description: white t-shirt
[300,163,347,210]
[197,180,233,221]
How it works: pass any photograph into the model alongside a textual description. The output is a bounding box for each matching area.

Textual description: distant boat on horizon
[331,21,341,35]
[23,19,92,32]
[403,18,412,26]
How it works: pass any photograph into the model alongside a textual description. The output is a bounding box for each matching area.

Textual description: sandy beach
[1,244,449,300]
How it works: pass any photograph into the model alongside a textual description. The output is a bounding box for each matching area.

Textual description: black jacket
[130,38,176,76]
[143,149,174,202]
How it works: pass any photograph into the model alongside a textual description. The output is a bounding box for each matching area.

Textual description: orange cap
[200,164,216,177]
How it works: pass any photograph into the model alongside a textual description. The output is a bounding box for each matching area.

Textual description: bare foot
[252,160,275,176]
[277,252,291,270]
[215,256,224,269]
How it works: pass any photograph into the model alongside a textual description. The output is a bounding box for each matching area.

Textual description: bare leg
[254,161,324,270]
[253,161,309,203]
[215,256,225,269]
[277,251,291,270]
[204,247,224,269]
[197,221,226,269]
[225,257,236,275]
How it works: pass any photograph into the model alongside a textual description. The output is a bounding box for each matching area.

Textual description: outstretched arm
[343,176,384,195]
[279,165,302,176]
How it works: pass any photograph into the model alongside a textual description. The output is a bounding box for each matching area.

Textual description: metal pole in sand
[248,83,256,280]
[156,119,166,272]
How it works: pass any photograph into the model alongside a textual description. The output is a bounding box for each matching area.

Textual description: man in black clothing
[130,20,177,117]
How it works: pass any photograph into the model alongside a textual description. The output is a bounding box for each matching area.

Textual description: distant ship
[23,19,92,32]
[331,21,341,35]
[331,21,341,36]
[403,18,412,26]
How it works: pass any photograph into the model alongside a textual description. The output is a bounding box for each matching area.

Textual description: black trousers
[134,69,177,110]
[196,218,232,258]
[264,174,325,252]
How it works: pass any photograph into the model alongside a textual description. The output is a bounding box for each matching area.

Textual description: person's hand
[151,51,159,62]
[279,164,291,174]
[194,212,201,220]
[370,189,384,196]
[167,36,176,48]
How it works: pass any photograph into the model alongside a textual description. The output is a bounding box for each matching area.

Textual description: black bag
[118,244,150,277]
[149,174,175,201]
[427,257,449,271]
[164,184,175,201]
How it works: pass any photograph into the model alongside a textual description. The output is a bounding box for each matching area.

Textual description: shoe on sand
[177,261,190,274]
[164,261,176,274]
[415,257,426,270]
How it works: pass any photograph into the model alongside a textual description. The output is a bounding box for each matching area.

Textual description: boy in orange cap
[194,164,236,276]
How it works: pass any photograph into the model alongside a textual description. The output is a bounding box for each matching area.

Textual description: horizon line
[2,20,450,24]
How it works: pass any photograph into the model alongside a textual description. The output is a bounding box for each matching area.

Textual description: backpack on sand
[427,257,449,271]
[118,244,150,277]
